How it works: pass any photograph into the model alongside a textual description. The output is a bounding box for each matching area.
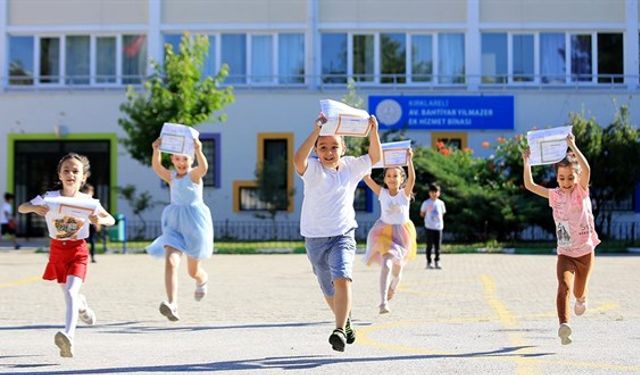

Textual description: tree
[118,33,234,166]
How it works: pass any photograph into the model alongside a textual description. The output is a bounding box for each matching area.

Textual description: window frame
[199,133,221,188]
[431,131,468,150]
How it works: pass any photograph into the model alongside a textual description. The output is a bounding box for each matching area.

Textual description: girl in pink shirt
[523,132,599,346]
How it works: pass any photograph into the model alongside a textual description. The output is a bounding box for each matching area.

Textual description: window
[512,34,534,82]
[200,134,221,188]
[322,33,347,83]
[353,34,374,82]
[66,36,90,85]
[8,36,34,85]
[221,34,247,84]
[40,37,60,83]
[381,33,406,84]
[234,133,294,212]
[411,35,433,82]
[278,33,305,84]
[431,131,468,150]
[438,33,465,84]
[122,34,147,84]
[251,35,273,83]
[597,33,623,84]
[163,34,182,57]
[203,35,217,78]
[571,34,592,82]
[96,37,116,83]
[540,33,566,84]
[481,33,507,84]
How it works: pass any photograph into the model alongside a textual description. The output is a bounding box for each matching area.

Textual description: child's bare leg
[164,246,181,305]
[332,278,351,329]
[187,257,208,285]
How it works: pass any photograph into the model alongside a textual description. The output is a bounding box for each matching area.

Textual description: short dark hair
[428,183,441,193]
[4,192,14,200]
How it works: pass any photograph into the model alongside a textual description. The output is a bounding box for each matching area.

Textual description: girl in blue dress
[147,136,214,321]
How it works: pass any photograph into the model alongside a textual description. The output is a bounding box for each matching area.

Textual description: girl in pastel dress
[362,148,417,314]
[523,132,599,345]
[18,153,115,358]
[147,136,214,321]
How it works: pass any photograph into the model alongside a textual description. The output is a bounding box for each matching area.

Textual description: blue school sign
[369,95,514,130]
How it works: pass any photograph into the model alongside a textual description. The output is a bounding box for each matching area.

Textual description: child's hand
[369,115,379,132]
[407,148,414,159]
[566,133,576,148]
[194,137,202,151]
[89,214,99,225]
[314,113,327,129]
[33,205,49,216]
[152,138,161,150]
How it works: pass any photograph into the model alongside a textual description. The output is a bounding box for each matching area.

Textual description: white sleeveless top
[378,188,411,225]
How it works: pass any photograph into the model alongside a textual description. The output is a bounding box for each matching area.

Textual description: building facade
[1,0,639,237]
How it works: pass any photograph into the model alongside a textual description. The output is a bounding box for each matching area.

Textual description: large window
[481,33,507,84]
[540,33,566,84]
[598,33,623,83]
[322,33,347,84]
[381,33,406,84]
[438,33,465,84]
[122,34,147,84]
[96,36,116,84]
[411,35,433,82]
[40,37,60,84]
[221,34,247,84]
[200,134,221,188]
[278,33,305,83]
[353,34,374,82]
[571,34,592,82]
[8,36,34,85]
[66,36,90,85]
[251,35,273,83]
[512,34,534,82]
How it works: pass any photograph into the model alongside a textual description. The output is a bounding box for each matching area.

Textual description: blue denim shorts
[304,229,356,296]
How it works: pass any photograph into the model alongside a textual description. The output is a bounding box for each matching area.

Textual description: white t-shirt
[30,190,100,240]
[299,155,372,238]
[420,198,446,230]
[0,202,11,224]
[378,188,411,225]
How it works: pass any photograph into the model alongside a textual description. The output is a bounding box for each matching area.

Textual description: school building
[1,0,639,237]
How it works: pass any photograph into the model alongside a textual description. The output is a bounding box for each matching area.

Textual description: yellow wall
[8,0,148,26]
[481,0,625,24]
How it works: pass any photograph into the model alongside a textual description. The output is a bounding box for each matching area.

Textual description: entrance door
[14,140,111,237]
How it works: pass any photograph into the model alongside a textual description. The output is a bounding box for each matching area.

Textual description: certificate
[319,99,371,137]
[159,122,200,157]
[373,140,412,168]
[38,196,99,239]
[526,126,572,166]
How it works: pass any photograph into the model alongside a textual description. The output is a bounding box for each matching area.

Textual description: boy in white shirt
[1,193,20,249]
[294,112,381,352]
[420,183,446,269]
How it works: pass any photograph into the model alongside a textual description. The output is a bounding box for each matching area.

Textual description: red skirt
[43,239,89,283]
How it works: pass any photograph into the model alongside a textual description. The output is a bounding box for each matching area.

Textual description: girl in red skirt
[19,153,115,358]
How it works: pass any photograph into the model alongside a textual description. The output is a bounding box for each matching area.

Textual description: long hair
[383,166,415,200]
[51,153,91,191]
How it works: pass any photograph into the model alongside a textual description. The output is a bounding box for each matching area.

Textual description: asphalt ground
[1,249,639,374]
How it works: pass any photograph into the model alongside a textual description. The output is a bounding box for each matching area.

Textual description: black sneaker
[345,318,356,344]
[328,328,346,352]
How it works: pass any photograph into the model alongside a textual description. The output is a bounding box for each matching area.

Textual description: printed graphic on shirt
[556,220,571,247]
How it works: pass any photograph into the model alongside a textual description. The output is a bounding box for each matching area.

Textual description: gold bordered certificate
[41,197,99,239]
[373,140,412,168]
[526,126,572,166]
[159,122,200,157]
[319,99,371,137]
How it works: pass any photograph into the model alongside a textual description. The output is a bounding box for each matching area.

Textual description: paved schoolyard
[0,249,639,374]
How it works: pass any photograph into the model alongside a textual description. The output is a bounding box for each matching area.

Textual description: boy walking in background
[420,183,446,269]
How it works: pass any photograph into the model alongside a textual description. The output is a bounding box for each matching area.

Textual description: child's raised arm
[404,148,416,196]
[294,113,326,175]
[522,147,549,199]
[566,133,591,190]
[152,138,172,184]
[191,137,208,183]
[363,174,381,196]
[367,115,382,165]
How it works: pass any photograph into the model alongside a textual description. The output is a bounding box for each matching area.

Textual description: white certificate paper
[526,126,572,166]
[319,99,371,137]
[38,196,99,239]
[373,140,412,168]
[159,123,200,157]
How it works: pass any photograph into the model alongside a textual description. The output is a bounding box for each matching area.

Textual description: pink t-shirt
[548,183,600,257]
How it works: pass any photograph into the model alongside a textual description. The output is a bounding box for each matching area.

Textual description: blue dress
[147,171,214,259]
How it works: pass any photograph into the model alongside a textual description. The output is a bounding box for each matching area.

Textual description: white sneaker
[379,303,391,314]
[54,331,73,358]
[558,323,572,345]
[575,299,587,316]
[78,295,96,325]
[159,301,180,321]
